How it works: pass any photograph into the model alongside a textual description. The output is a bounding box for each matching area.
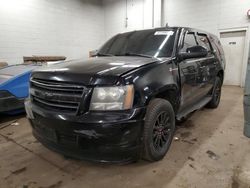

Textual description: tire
[142,98,175,162]
[206,76,222,109]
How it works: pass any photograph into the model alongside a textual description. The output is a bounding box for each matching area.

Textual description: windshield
[98,29,176,58]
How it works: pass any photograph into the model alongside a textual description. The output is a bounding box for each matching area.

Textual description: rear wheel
[206,76,222,108]
[142,98,175,161]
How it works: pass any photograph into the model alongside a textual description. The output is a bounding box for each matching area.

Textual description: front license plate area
[44,128,57,142]
[35,124,57,143]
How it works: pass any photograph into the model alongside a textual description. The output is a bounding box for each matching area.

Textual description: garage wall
[163,0,250,35]
[2,0,250,66]
[103,0,250,41]
[103,0,162,39]
[0,0,104,65]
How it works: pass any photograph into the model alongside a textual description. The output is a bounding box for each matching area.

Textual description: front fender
[145,84,179,105]
[122,60,180,108]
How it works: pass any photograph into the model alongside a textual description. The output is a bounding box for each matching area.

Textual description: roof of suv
[119,26,215,37]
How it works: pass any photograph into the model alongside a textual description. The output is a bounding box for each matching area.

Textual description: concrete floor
[0,86,250,188]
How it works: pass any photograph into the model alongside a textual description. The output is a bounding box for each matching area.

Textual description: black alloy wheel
[153,112,172,151]
[206,76,222,108]
[142,98,175,161]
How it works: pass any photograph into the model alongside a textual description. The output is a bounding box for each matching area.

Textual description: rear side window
[210,37,224,56]
[181,32,198,52]
[197,35,212,52]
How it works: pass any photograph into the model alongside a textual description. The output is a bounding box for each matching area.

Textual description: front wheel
[206,76,222,108]
[142,98,175,162]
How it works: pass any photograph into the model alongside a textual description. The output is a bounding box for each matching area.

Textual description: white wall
[2,0,250,69]
[0,0,104,65]
[163,0,250,35]
[103,0,162,39]
[103,0,250,38]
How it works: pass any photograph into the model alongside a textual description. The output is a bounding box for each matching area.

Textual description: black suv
[25,27,225,163]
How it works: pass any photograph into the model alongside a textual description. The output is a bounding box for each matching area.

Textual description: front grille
[30,78,87,114]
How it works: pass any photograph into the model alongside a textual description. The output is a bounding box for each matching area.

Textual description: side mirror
[89,50,98,57]
[178,45,208,60]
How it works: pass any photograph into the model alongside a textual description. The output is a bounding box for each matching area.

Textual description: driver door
[178,30,201,109]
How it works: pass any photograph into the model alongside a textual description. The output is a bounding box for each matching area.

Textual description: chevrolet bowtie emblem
[44,92,53,97]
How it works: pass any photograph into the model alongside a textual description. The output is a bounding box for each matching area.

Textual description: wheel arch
[146,85,180,113]
[217,70,224,83]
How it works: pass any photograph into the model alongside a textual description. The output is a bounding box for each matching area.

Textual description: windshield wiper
[96,53,113,57]
[121,52,152,58]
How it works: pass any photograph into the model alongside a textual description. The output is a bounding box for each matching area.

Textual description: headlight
[90,85,134,111]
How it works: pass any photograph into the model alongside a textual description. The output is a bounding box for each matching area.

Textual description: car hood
[35,56,159,76]
[0,64,37,85]
[32,56,160,85]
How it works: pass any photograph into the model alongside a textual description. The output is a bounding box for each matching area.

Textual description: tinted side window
[215,39,224,55]
[210,37,224,56]
[210,38,219,54]
[197,35,212,52]
[181,32,198,52]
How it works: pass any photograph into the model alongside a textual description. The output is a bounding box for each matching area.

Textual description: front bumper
[0,91,25,113]
[26,100,146,163]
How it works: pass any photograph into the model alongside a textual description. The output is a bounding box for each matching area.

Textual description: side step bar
[176,97,212,120]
